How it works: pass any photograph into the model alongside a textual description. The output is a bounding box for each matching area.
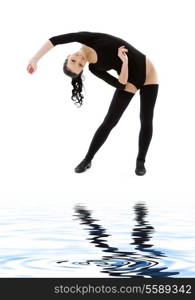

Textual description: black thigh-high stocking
[84,89,135,162]
[136,84,159,163]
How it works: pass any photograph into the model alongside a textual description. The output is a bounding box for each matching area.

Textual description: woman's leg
[75,89,135,173]
[136,83,159,175]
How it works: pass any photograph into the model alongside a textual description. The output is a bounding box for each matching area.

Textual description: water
[0,194,194,278]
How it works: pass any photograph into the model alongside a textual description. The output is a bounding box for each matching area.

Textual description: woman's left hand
[118,46,128,63]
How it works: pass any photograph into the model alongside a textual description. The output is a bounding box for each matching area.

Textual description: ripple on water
[0,202,194,277]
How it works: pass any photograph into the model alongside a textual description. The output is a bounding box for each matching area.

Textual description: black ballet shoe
[74,159,92,173]
[135,160,146,176]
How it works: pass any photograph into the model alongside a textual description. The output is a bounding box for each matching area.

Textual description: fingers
[118,50,128,57]
[27,63,36,74]
[27,65,31,72]
[29,67,34,74]
[118,46,128,55]
[27,64,34,74]
[118,45,128,50]
[118,45,129,62]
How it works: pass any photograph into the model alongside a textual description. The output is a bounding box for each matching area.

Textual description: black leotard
[49,31,146,90]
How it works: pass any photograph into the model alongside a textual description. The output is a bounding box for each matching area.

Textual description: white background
[0,0,195,206]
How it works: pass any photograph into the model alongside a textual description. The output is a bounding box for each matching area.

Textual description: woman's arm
[118,46,128,85]
[89,65,126,89]
[31,40,54,63]
[49,31,93,46]
[27,32,94,74]
[27,40,54,74]
[88,46,129,90]
[118,60,128,84]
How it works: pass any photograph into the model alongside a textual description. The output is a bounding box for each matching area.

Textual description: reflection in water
[60,203,179,278]
[131,203,165,257]
[131,202,154,248]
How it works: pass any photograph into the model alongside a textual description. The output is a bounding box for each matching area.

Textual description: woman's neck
[80,45,97,64]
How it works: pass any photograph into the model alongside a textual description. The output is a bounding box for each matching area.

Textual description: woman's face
[66,51,86,74]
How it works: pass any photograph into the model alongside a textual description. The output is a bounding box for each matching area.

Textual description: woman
[27,31,159,175]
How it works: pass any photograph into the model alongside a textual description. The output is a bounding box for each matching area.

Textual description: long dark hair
[63,59,84,107]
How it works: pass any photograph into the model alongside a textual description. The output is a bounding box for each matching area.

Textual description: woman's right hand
[118,46,128,63]
[27,59,37,74]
